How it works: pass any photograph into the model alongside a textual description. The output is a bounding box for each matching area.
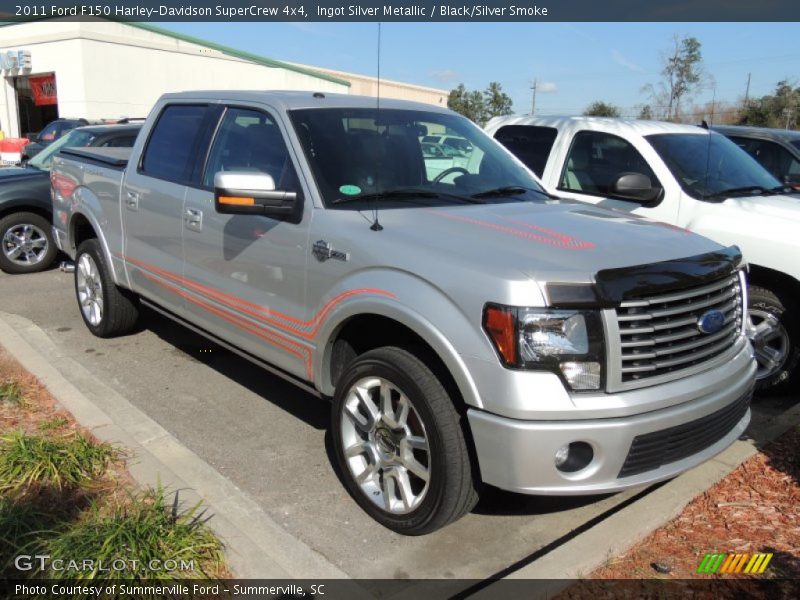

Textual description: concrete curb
[0,311,352,581]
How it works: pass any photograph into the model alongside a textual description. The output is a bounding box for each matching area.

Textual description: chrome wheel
[76,253,104,326]
[748,309,790,381]
[340,376,431,515]
[2,223,48,267]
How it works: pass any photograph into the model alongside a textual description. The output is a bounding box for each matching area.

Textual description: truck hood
[370,200,725,284]
[0,166,47,182]
[722,192,800,221]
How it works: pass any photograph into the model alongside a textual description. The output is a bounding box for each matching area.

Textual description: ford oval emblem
[697,310,725,334]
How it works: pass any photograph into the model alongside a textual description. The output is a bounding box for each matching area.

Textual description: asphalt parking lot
[2,267,797,579]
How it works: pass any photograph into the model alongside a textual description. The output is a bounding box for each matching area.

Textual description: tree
[448,82,512,126]
[738,80,800,128]
[448,83,486,124]
[638,104,654,120]
[643,35,708,121]
[583,101,621,117]
[484,82,513,120]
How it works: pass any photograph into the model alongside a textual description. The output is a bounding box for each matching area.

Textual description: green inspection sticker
[339,184,362,196]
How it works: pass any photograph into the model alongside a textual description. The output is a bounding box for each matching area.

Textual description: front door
[182,105,313,380]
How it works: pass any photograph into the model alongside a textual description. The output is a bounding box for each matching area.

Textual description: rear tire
[331,346,478,535]
[0,211,57,274]
[75,239,139,337]
[748,285,798,393]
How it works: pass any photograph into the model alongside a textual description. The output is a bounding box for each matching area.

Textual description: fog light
[554,442,594,473]
[560,361,601,390]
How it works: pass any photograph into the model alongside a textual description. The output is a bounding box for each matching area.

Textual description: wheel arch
[68,210,120,283]
[748,263,800,304]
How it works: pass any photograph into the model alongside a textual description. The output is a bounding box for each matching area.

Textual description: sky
[161,21,800,118]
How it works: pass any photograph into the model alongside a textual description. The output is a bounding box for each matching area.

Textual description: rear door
[121,103,220,316]
[181,105,313,381]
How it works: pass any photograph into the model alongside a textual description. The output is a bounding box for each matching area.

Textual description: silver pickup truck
[52,91,755,534]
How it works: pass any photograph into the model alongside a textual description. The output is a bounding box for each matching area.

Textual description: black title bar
[1,0,799,22]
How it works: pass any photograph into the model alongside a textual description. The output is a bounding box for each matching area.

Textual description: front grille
[618,389,751,478]
[615,273,744,384]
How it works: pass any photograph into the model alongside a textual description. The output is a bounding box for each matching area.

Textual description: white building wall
[0,21,349,136]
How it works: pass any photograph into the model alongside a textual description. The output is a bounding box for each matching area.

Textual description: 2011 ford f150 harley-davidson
[52,92,755,534]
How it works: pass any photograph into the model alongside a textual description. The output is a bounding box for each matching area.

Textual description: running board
[139,298,323,399]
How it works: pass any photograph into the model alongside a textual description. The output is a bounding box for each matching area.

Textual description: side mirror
[611,172,662,204]
[214,171,298,217]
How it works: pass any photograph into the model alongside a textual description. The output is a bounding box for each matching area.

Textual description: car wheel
[75,239,139,338]
[748,286,799,393]
[332,346,478,535]
[0,212,57,274]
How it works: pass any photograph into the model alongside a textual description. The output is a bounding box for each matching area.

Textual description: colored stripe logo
[697,552,773,574]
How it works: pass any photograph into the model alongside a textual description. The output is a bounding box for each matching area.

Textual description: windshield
[646,132,782,199]
[28,130,95,171]
[288,108,544,207]
[792,140,800,152]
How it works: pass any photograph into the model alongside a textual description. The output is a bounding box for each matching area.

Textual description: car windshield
[28,130,96,171]
[646,132,782,199]
[288,107,545,207]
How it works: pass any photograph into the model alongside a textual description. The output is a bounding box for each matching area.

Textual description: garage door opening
[14,73,59,138]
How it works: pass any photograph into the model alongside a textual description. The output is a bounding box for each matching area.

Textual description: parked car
[0,123,141,274]
[52,92,754,534]
[713,125,800,191]
[420,133,474,155]
[23,118,90,160]
[487,115,800,392]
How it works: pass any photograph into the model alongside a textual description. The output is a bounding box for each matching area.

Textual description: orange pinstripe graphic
[140,272,313,378]
[118,253,396,380]
[121,255,395,338]
[428,210,595,250]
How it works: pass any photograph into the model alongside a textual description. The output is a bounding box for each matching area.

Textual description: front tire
[75,239,139,337]
[331,346,478,535]
[748,286,799,393]
[0,211,57,274]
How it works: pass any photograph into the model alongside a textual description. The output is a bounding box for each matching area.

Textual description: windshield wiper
[701,186,772,200]
[471,186,558,200]
[332,188,484,205]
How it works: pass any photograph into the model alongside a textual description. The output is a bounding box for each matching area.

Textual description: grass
[0,431,119,495]
[44,486,225,580]
[38,416,69,432]
[0,379,24,405]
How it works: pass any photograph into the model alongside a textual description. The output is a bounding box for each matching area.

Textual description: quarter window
[203,108,298,191]
[495,125,557,177]
[559,131,659,196]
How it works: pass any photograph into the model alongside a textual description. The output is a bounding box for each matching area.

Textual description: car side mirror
[611,172,662,204]
[214,171,298,217]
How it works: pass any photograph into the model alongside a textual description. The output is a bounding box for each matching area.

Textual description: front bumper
[468,344,755,494]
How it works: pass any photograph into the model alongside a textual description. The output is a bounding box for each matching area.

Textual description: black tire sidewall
[749,286,799,392]
[0,212,57,274]
[331,350,453,534]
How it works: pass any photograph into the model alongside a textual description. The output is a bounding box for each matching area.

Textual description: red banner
[29,74,58,106]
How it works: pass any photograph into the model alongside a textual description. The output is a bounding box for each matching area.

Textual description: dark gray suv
[714,125,800,191]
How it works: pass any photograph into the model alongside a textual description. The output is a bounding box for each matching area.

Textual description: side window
[203,108,297,191]
[141,104,210,183]
[559,131,659,196]
[494,125,557,177]
[100,135,137,148]
[743,139,799,182]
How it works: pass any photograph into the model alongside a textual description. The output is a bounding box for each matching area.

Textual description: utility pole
[744,72,751,106]
[530,79,537,116]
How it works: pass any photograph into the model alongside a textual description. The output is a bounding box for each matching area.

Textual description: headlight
[483,304,605,391]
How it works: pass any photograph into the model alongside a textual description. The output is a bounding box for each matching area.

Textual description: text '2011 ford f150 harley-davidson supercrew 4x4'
[52,91,756,534]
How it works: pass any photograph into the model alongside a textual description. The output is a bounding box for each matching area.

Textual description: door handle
[185,208,203,230]
[125,190,139,210]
